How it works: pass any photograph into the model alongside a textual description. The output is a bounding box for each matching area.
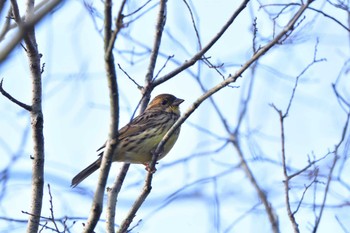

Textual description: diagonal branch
[152,0,250,87]
[0,78,32,111]
[101,1,313,232]
[146,2,314,233]
[152,0,313,175]
[0,0,64,63]
[312,110,350,232]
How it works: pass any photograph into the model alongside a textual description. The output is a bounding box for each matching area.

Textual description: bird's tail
[71,157,101,188]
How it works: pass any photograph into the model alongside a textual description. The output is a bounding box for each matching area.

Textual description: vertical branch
[269,38,325,233]
[9,0,46,232]
[6,1,64,232]
[116,1,168,232]
[272,107,300,233]
[106,163,129,233]
[104,1,127,231]
[105,0,169,231]
[84,0,120,232]
[141,0,167,107]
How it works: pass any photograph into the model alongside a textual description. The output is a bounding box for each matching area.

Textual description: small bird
[71,94,184,187]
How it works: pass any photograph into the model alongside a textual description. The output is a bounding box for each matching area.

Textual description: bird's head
[146,94,184,115]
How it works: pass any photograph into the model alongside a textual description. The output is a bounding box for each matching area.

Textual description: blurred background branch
[0,0,350,232]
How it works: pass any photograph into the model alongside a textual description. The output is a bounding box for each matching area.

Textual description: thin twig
[272,105,300,233]
[182,0,202,50]
[153,55,174,80]
[287,152,330,180]
[202,57,225,80]
[267,38,325,233]
[332,83,350,110]
[284,39,326,117]
[0,78,32,111]
[118,63,143,90]
[234,15,259,133]
[312,111,350,232]
[261,2,350,32]
[47,184,60,232]
[153,0,251,87]
[335,215,350,233]
[140,0,167,112]
[124,0,152,17]
[105,0,127,58]
[144,0,167,84]
[293,177,317,216]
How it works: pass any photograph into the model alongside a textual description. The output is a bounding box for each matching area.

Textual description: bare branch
[272,105,300,233]
[141,0,168,108]
[116,1,168,231]
[124,0,153,18]
[106,164,130,233]
[153,0,250,87]
[313,111,350,232]
[47,184,60,232]
[152,0,313,170]
[182,0,202,50]
[335,215,350,233]
[105,0,127,58]
[261,2,350,32]
[113,2,312,232]
[118,63,143,90]
[0,78,32,111]
[153,54,174,80]
[284,39,326,117]
[333,83,350,110]
[293,177,317,216]
[0,7,13,42]
[307,5,350,32]
[287,152,330,180]
[84,0,122,232]
[7,0,49,232]
[233,138,280,233]
[0,0,64,63]
[267,38,326,233]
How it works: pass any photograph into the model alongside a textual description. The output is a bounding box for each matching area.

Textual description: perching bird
[71,94,184,187]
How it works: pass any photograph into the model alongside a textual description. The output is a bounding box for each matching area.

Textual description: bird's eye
[161,100,168,105]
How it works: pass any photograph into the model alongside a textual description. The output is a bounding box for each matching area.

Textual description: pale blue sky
[0,1,349,232]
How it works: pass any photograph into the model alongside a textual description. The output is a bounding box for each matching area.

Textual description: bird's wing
[118,111,156,140]
[96,110,158,152]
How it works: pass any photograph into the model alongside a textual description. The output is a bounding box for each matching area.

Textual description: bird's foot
[144,162,158,173]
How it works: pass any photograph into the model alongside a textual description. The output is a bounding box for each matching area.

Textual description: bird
[71,94,184,187]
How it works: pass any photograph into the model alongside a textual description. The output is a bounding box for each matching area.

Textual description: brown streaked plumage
[71,94,184,187]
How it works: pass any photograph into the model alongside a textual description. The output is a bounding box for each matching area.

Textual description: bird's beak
[173,98,184,106]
